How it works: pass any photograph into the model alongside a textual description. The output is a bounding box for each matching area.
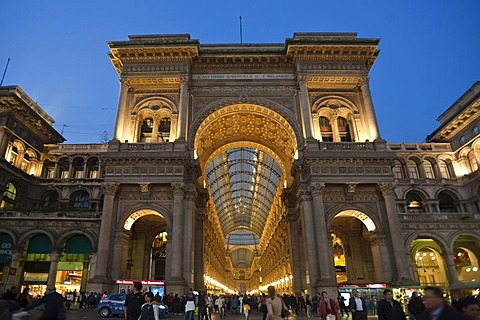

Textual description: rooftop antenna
[239,16,243,44]
[61,124,68,135]
[0,58,10,86]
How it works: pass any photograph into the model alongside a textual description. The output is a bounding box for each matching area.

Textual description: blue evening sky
[1,1,479,144]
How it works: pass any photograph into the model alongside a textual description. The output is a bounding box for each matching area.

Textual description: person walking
[139,292,160,320]
[407,292,424,320]
[319,291,339,320]
[462,297,480,320]
[266,286,287,320]
[420,286,464,320]
[377,289,406,320]
[349,290,367,320]
[124,281,145,320]
[24,286,66,320]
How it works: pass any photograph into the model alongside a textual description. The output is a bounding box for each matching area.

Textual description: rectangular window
[61,170,69,179]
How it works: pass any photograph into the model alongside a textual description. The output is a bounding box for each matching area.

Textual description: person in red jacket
[319,292,339,320]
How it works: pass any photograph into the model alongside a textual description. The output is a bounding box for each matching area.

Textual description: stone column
[80,257,90,292]
[443,250,460,287]
[286,206,303,296]
[111,229,131,281]
[193,207,205,290]
[368,232,390,283]
[0,129,10,159]
[175,77,189,148]
[331,116,340,142]
[4,250,23,289]
[183,187,195,288]
[88,183,118,292]
[309,183,337,286]
[379,182,412,283]
[359,77,380,140]
[47,251,61,288]
[169,182,186,293]
[299,187,319,294]
[114,79,129,141]
[298,75,315,141]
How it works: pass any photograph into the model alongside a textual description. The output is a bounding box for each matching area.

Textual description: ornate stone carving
[139,183,150,193]
[309,182,325,196]
[378,182,396,197]
[101,183,119,196]
[346,183,358,193]
[172,182,185,196]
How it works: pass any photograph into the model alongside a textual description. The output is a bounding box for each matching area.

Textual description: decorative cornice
[190,85,297,95]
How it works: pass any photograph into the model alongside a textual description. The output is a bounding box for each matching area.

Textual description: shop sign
[338,283,386,289]
[0,236,13,263]
[116,279,165,286]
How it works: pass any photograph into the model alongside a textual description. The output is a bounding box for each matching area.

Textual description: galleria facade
[0,33,479,299]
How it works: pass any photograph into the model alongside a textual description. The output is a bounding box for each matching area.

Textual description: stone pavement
[22,307,379,320]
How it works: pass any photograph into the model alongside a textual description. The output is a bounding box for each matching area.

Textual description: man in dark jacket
[407,291,425,319]
[125,281,145,320]
[349,290,368,320]
[420,286,464,320]
[377,289,406,320]
[24,286,65,320]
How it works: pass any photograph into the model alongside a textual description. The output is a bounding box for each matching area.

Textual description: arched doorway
[118,209,168,282]
[192,103,299,293]
[331,210,378,284]
[410,239,449,287]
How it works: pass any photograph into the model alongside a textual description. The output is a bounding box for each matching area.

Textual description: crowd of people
[1,284,479,320]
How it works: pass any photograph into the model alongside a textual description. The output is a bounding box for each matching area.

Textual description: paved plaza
[23,307,379,320]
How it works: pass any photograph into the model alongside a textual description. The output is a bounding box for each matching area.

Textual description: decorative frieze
[190,85,297,95]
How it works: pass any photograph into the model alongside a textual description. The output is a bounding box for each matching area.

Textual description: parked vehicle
[97,293,168,318]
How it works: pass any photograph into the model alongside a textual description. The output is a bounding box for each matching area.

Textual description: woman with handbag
[319,292,339,320]
[266,286,289,320]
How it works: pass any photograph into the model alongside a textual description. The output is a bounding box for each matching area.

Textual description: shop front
[116,279,165,297]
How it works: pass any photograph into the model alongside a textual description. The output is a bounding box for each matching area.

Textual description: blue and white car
[97,293,126,318]
[97,293,168,318]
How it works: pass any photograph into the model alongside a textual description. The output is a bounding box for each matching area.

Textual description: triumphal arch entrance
[87,32,414,296]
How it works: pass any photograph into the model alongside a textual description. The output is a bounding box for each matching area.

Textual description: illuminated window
[0,182,17,209]
[406,191,425,213]
[319,117,333,142]
[140,118,154,142]
[438,160,451,179]
[337,117,352,142]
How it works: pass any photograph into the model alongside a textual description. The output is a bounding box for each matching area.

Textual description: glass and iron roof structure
[206,147,283,247]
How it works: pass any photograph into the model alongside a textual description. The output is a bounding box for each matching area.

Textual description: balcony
[398,212,477,221]
[0,210,102,220]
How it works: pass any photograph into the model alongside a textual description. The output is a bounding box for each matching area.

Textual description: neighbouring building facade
[0,33,479,299]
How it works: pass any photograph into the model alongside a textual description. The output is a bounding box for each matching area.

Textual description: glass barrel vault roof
[206,147,283,245]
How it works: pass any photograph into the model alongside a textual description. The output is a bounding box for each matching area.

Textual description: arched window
[70,191,90,209]
[58,157,70,179]
[140,118,154,142]
[337,117,352,142]
[151,232,168,280]
[423,160,435,179]
[72,157,84,179]
[319,117,333,142]
[43,160,56,179]
[454,247,479,282]
[408,159,420,179]
[393,160,406,179]
[0,182,17,209]
[21,153,31,172]
[406,191,426,213]
[438,160,451,179]
[86,157,99,179]
[43,191,59,209]
[438,191,457,212]
[467,150,478,173]
[158,118,171,142]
